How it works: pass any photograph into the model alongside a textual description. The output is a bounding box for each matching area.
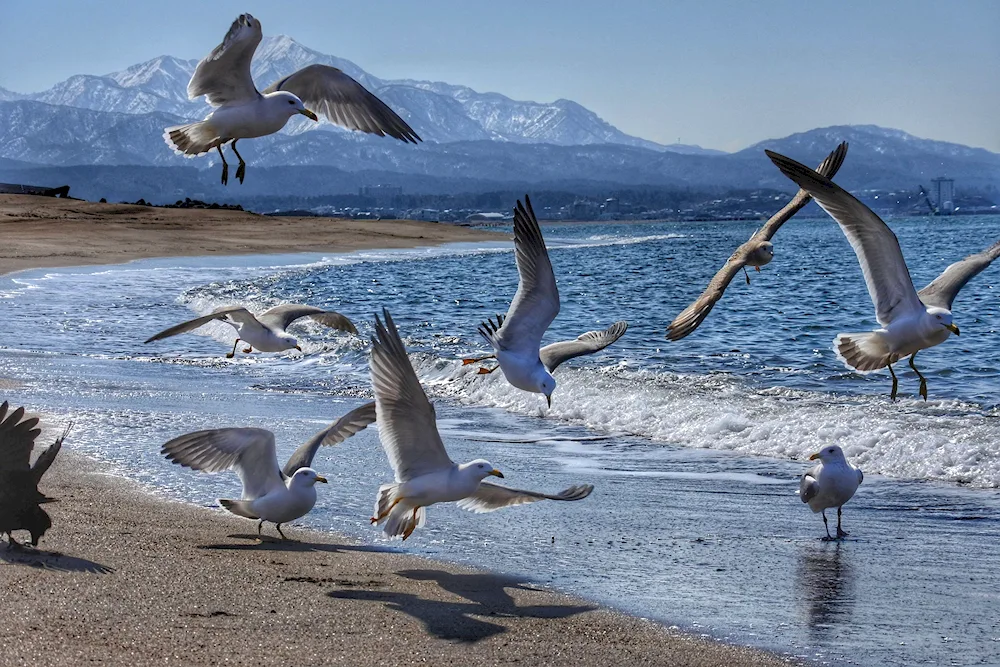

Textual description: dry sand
[0,196,793,666]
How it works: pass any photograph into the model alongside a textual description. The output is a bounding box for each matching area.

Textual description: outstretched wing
[263,65,421,143]
[282,401,377,476]
[30,422,70,484]
[918,239,1000,310]
[457,482,594,513]
[143,306,253,343]
[0,402,39,472]
[256,304,357,335]
[370,310,454,482]
[766,150,924,326]
[482,196,559,354]
[539,321,628,372]
[667,143,848,342]
[188,13,262,106]
[160,428,284,500]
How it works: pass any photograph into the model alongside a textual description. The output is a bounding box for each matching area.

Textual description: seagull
[800,445,863,540]
[369,309,594,540]
[472,196,562,407]
[767,150,1000,400]
[164,13,421,185]
[144,303,357,358]
[464,319,628,374]
[667,142,849,341]
[160,401,376,539]
[0,402,71,549]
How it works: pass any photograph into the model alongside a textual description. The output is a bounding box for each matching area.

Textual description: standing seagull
[144,303,357,358]
[160,402,376,539]
[667,142,848,341]
[465,319,628,374]
[474,196,561,406]
[800,445,863,540]
[768,150,1000,400]
[370,309,593,540]
[0,402,70,549]
[165,14,421,185]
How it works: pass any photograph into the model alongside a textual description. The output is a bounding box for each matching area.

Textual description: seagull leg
[6,533,21,550]
[743,266,751,285]
[477,365,500,375]
[226,338,241,359]
[887,362,899,401]
[836,506,849,539]
[820,510,834,541]
[243,346,253,354]
[257,519,264,538]
[276,524,287,540]
[370,497,403,524]
[216,146,229,186]
[231,140,247,184]
[402,507,419,540]
[461,355,496,365]
[909,352,928,401]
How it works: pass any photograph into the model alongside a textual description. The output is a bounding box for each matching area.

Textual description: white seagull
[667,142,848,341]
[369,309,594,540]
[473,196,562,406]
[144,303,357,358]
[464,319,628,374]
[161,401,376,539]
[165,13,421,185]
[767,150,1000,400]
[799,445,863,540]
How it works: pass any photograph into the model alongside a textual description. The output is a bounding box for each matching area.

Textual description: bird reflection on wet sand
[796,543,856,640]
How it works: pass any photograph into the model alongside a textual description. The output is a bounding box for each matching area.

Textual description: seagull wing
[282,401,377,476]
[539,321,628,372]
[161,428,284,500]
[371,310,454,483]
[766,150,924,326]
[263,65,421,143]
[483,196,559,354]
[29,422,69,484]
[457,482,594,513]
[143,306,253,343]
[799,467,820,504]
[188,14,262,106]
[0,402,39,472]
[918,239,1000,310]
[667,143,848,341]
[257,304,357,335]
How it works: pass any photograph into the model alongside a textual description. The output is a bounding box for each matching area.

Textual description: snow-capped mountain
[11,35,711,153]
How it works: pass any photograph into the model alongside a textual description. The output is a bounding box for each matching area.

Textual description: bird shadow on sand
[197,533,395,555]
[0,544,113,574]
[328,569,595,642]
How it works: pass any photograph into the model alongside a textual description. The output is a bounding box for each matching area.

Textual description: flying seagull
[799,445,863,540]
[0,402,71,549]
[667,142,848,341]
[161,401,376,539]
[464,319,628,374]
[144,303,357,358]
[767,149,1000,400]
[164,14,421,185]
[370,309,594,540]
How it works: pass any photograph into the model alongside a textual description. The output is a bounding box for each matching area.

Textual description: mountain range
[1,35,998,201]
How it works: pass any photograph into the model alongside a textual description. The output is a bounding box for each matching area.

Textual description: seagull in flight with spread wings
[369,309,593,540]
[463,319,628,374]
[768,149,1000,400]
[667,142,848,341]
[164,14,421,184]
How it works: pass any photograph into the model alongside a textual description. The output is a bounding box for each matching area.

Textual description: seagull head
[463,459,504,480]
[809,445,847,464]
[270,91,318,121]
[276,332,300,351]
[927,307,960,336]
[535,371,556,408]
[289,467,328,487]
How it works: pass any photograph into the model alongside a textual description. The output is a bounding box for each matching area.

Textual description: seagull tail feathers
[382,504,426,540]
[834,332,896,372]
[163,120,224,157]
[218,498,259,519]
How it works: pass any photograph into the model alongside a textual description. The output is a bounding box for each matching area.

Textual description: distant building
[359,184,403,204]
[931,177,955,215]
[465,212,507,223]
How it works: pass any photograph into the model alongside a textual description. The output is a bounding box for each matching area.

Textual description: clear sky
[2,0,998,152]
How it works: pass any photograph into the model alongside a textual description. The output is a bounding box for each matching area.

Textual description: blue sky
[2,0,998,152]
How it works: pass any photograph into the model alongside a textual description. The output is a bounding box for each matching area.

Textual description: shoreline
[0,196,792,666]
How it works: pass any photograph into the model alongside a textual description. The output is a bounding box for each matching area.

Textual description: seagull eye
[288,100,295,104]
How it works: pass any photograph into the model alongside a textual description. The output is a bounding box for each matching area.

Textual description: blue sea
[2,214,1000,666]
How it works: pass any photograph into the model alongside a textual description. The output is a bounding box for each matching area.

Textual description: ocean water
[2,215,1000,665]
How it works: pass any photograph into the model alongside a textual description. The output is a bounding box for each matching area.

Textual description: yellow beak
[300,109,319,121]
[808,452,820,461]
[315,475,328,484]
[945,323,960,336]
[489,469,504,479]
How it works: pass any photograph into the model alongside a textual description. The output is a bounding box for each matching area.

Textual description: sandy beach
[0,196,791,667]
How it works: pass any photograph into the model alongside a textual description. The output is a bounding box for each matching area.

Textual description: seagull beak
[489,469,505,479]
[808,452,820,461]
[945,323,960,336]
[295,345,302,352]
[300,109,318,121]
[545,394,552,408]
[315,476,328,484]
